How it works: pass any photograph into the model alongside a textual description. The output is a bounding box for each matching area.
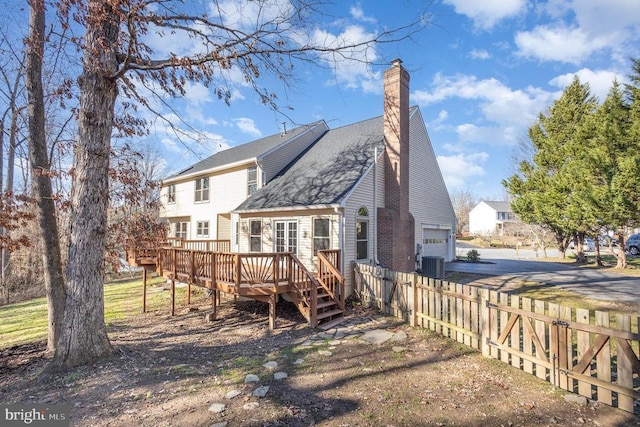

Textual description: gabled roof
[482,201,512,212]
[165,120,326,181]
[235,114,390,212]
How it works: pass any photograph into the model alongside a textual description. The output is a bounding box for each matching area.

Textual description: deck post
[235,254,241,286]
[269,293,277,330]
[187,282,191,305]
[211,287,217,321]
[142,268,147,313]
[170,278,175,316]
[273,253,279,293]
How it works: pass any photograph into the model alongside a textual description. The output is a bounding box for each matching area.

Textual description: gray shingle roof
[235,115,387,211]
[484,201,512,212]
[167,121,325,179]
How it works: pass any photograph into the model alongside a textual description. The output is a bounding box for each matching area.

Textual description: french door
[275,221,298,255]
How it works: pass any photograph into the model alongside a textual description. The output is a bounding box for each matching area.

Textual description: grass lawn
[0,275,181,349]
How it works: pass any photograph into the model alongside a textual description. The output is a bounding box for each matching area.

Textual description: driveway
[446,244,640,303]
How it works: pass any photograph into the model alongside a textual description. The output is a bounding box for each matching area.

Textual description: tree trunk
[615,235,627,269]
[26,0,66,352]
[49,0,119,370]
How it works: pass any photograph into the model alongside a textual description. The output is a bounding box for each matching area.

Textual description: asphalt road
[446,244,640,303]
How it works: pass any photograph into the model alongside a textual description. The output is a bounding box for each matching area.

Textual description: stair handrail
[288,253,319,327]
[317,250,345,310]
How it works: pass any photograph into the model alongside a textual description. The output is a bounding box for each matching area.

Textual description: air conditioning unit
[421,256,445,279]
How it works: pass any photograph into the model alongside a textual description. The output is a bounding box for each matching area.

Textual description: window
[195,177,209,203]
[167,184,176,204]
[313,218,330,255]
[196,221,209,238]
[235,221,239,246]
[275,221,297,254]
[247,166,257,195]
[356,220,368,260]
[174,222,188,239]
[356,206,369,260]
[250,220,262,252]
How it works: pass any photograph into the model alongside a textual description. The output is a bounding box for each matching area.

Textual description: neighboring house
[469,201,516,236]
[160,59,456,295]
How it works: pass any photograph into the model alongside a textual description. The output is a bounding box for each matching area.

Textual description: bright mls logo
[2,405,69,426]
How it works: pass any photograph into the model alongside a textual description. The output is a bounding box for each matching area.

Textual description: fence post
[410,272,417,327]
[480,288,490,358]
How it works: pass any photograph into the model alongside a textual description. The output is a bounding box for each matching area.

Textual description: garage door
[422,228,449,258]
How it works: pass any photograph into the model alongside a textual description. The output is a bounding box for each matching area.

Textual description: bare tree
[450,188,478,235]
[35,0,426,371]
[26,0,67,352]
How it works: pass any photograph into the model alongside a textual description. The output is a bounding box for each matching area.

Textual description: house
[468,201,516,236]
[159,59,456,296]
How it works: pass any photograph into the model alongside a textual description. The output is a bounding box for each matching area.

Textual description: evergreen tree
[504,77,598,261]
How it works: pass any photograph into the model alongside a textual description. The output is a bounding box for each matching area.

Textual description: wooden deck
[126,239,345,329]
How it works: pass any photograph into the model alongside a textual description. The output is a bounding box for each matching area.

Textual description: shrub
[466,249,480,263]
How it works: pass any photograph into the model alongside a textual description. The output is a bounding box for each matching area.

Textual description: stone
[253,386,270,397]
[293,359,304,365]
[274,372,288,380]
[243,402,260,410]
[390,331,408,342]
[244,374,260,383]
[328,340,342,346]
[225,390,242,399]
[361,329,394,345]
[564,394,588,405]
[318,350,333,357]
[208,403,226,413]
[392,346,408,353]
[210,422,228,427]
[263,361,278,370]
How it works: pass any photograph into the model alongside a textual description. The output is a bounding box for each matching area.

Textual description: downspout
[334,206,345,275]
[373,146,378,265]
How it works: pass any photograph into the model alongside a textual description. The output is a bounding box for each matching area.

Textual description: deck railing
[134,242,344,328]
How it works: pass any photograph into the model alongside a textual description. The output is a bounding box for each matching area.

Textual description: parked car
[569,238,595,252]
[624,233,640,255]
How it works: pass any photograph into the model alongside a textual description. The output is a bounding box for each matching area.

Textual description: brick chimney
[377,59,415,272]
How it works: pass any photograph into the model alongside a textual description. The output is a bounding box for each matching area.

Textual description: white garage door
[422,228,449,258]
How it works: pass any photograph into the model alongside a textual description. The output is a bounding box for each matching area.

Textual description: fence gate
[485,297,640,413]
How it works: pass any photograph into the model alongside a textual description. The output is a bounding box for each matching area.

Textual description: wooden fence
[353,263,640,414]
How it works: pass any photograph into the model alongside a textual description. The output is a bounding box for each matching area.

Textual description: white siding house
[159,60,455,296]
[469,201,516,236]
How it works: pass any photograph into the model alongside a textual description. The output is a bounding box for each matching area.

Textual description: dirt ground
[1,296,639,427]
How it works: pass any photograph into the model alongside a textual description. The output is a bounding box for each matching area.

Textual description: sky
[137,0,640,199]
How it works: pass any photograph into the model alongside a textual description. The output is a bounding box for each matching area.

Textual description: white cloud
[234,118,262,137]
[549,68,626,102]
[412,73,555,144]
[515,25,612,64]
[443,0,527,30]
[427,110,449,132]
[437,152,488,190]
[515,1,640,64]
[215,0,294,31]
[311,25,381,91]
[350,4,377,23]
[469,49,491,60]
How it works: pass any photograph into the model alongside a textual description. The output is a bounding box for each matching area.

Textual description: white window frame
[312,217,331,256]
[250,219,262,252]
[247,166,258,196]
[174,222,188,239]
[356,206,369,260]
[195,177,209,203]
[167,184,176,204]
[196,220,210,238]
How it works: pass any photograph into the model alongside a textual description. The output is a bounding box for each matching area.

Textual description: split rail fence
[353,264,640,414]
